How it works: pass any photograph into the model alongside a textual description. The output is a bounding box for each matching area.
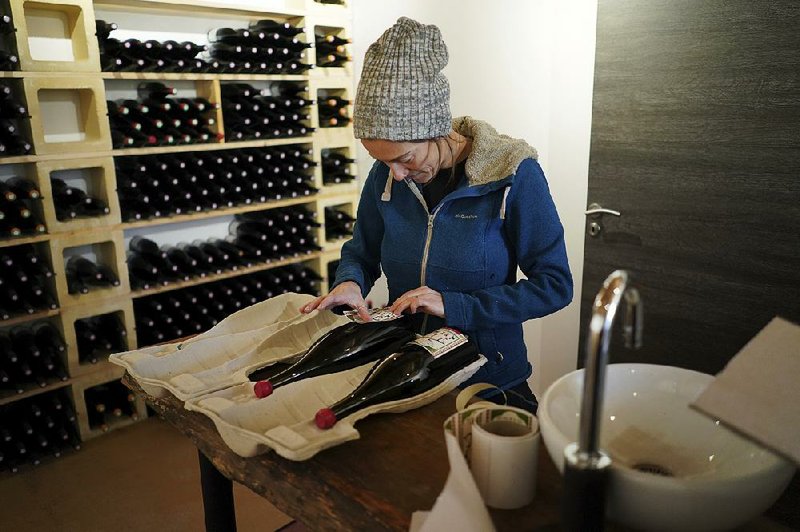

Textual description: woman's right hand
[299,281,371,321]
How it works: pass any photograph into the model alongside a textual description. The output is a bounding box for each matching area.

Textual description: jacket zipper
[405,180,443,333]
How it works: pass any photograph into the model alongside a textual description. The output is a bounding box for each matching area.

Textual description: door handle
[585,203,621,217]
[585,203,620,237]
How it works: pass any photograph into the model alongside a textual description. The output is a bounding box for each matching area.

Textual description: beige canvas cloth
[112,293,486,460]
[110,293,348,400]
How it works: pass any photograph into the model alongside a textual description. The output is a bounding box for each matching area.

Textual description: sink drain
[632,463,674,477]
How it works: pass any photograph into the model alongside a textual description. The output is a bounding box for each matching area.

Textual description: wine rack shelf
[0,308,61,328]
[0,233,52,249]
[118,193,320,229]
[129,249,322,299]
[0,378,72,407]
[6,0,102,73]
[35,156,123,234]
[0,0,357,471]
[110,135,315,157]
[22,76,113,155]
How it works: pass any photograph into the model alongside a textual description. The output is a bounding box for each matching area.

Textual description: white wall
[351,0,597,394]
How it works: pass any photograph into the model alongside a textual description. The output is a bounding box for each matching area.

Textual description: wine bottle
[85,385,110,432]
[0,14,14,35]
[207,28,252,45]
[317,53,351,68]
[193,240,229,265]
[315,328,481,429]
[163,246,199,278]
[317,34,350,47]
[249,19,304,38]
[129,235,166,260]
[0,94,26,119]
[65,255,105,284]
[32,322,66,355]
[0,51,19,72]
[63,272,87,295]
[220,83,262,99]
[316,40,347,55]
[250,309,417,398]
[177,242,219,274]
[7,178,40,200]
[322,150,355,167]
[95,19,118,40]
[126,252,159,290]
[10,327,41,358]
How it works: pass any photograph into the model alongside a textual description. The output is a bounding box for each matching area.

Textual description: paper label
[344,307,400,324]
[411,328,467,358]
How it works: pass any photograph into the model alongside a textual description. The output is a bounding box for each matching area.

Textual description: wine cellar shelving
[0,0,358,474]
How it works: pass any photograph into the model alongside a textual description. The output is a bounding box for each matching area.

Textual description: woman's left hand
[390,286,445,318]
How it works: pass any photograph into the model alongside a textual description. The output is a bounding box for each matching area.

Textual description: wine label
[344,306,401,324]
[412,327,468,358]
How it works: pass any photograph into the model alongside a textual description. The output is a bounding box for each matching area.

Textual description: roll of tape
[469,407,540,510]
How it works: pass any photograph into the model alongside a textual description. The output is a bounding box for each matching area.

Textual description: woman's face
[361,139,440,184]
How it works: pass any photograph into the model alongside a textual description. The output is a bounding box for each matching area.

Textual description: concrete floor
[0,417,292,532]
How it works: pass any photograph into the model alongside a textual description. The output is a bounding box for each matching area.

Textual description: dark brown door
[580,1,800,374]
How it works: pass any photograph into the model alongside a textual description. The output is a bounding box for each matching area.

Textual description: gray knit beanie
[353,17,451,141]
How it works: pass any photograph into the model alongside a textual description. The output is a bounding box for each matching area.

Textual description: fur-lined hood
[453,116,538,186]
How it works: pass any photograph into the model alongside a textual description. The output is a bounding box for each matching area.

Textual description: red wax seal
[315,408,337,430]
[253,380,273,398]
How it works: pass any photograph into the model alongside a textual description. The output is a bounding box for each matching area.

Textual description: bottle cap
[315,408,337,429]
[253,380,273,398]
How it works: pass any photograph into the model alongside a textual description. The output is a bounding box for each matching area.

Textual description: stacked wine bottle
[1,177,46,237]
[207,20,312,75]
[0,245,57,320]
[75,313,128,366]
[50,178,110,221]
[325,206,355,241]
[97,19,312,75]
[127,207,320,290]
[0,13,19,71]
[109,82,219,148]
[1,321,68,394]
[221,82,313,140]
[84,380,139,433]
[317,94,350,128]
[229,205,322,259]
[321,150,356,185]
[0,82,31,156]
[64,255,120,295]
[0,390,82,473]
[315,32,350,68]
[115,145,318,221]
[133,263,321,346]
[97,20,208,73]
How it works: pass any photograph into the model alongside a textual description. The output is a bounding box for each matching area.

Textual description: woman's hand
[299,281,371,322]
[390,286,445,318]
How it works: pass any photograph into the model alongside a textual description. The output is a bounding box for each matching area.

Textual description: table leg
[198,450,237,532]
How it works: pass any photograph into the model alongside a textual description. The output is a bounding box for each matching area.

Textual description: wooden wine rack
[0,0,359,451]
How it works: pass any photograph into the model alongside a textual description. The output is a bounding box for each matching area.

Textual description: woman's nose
[389,163,408,180]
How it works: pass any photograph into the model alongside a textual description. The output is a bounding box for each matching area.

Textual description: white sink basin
[539,363,795,531]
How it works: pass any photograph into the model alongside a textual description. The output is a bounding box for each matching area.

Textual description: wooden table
[123,374,563,531]
[124,374,798,532]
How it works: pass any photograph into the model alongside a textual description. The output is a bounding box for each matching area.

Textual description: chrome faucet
[562,269,643,531]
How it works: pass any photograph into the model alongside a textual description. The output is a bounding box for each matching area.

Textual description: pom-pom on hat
[353,17,452,141]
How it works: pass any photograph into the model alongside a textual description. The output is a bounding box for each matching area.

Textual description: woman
[301,17,572,412]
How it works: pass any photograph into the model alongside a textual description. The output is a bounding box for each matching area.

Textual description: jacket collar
[453,116,538,186]
[381,117,537,202]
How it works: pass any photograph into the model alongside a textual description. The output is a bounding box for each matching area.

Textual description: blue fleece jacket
[333,118,573,391]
